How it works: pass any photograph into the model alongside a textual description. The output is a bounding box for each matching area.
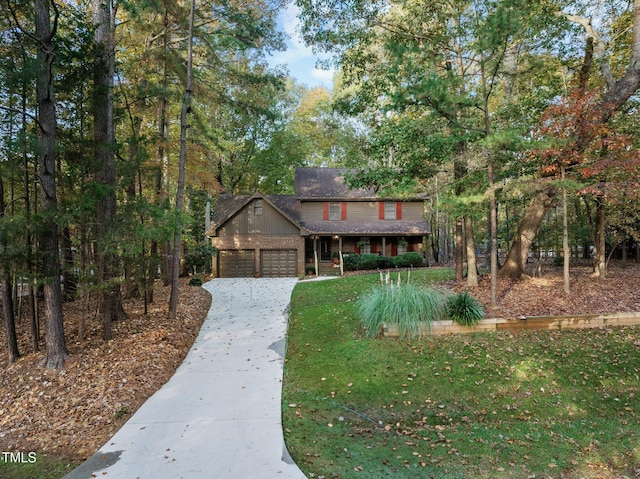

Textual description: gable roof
[209,193,305,236]
[295,167,378,200]
[208,168,431,238]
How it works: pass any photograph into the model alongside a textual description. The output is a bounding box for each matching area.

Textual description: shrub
[393,255,410,268]
[305,265,316,275]
[360,253,379,270]
[403,252,424,267]
[376,255,393,269]
[184,244,218,274]
[343,254,361,271]
[358,283,447,340]
[392,252,424,268]
[189,276,203,286]
[446,291,485,325]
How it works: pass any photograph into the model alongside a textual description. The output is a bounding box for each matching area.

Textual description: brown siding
[399,202,425,221]
[301,200,424,222]
[219,199,299,237]
[301,202,325,222]
[345,202,379,221]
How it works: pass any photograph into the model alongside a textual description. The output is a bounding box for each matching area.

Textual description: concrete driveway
[63,277,307,479]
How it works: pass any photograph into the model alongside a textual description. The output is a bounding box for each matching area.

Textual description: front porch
[305,235,426,276]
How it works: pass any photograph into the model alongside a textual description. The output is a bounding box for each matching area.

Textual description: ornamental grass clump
[446,291,485,325]
[358,281,447,340]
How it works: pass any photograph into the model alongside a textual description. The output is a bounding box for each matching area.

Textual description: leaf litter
[0,279,211,461]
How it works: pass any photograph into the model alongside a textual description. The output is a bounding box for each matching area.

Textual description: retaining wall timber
[383,312,640,337]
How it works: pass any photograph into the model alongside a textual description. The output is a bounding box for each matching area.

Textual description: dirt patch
[0,279,212,461]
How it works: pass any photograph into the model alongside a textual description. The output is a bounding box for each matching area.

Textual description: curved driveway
[63,277,307,479]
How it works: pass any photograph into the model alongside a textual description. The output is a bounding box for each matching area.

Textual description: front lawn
[283,269,640,478]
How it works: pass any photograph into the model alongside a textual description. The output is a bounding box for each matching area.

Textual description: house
[207,167,431,277]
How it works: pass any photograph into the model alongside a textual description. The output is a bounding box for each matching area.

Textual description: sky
[268,3,336,90]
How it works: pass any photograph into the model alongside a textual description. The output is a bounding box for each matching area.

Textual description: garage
[218,250,255,278]
[260,249,297,277]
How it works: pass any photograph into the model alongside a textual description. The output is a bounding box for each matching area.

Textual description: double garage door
[218,249,297,278]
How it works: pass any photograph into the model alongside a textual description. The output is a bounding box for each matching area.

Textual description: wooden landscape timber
[384,311,640,337]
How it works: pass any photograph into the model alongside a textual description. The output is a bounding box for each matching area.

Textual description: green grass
[284,268,640,479]
[0,453,80,479]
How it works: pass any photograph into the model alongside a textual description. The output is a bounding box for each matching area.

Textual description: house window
[358,237,371,254]
[384,202,396,220]
[254,200,263,216]
[329,202,341,221]
[397,238,408,255]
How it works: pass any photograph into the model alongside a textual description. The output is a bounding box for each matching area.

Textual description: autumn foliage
[535,89,640,200]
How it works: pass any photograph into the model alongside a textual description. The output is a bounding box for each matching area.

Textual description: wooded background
[1,0,639,368]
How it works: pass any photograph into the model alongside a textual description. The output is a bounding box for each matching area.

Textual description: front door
[320,236,332,261]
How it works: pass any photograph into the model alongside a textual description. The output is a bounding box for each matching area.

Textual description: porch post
[382,237,386,256]
[313,237,319,277]
[339,236,344,276]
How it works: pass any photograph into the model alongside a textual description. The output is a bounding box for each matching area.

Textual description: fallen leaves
[450,262,640,317]
[0,279,211,461]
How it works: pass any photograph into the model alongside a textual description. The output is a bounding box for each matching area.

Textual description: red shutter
[396,202,402,220]
[341,202,347,220]
[323,202,329,220]
[378,202,385,219]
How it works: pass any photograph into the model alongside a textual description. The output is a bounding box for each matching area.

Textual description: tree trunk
[0,178,20,364]
[1,276,20,364]
[487,153,498,308]
[168,0,195,319]
[123,112,143,300]
[93,0,122,340]
[20,75,40,353]
[592,197,606,278]
[158,8,172,287]
[35,0,69,369]
[62,226,76,301]
[464,215,478,287]
[429,184,440,263]
[498,185,556,279]
[561,166,570,294]
[455,217,464,281]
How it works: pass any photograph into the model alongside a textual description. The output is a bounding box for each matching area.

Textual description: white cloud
[268,3,335,89]
[312,67,335,82]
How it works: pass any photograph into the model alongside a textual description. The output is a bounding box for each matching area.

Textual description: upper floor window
[324,201,346,221]
[384,202,396,220]
[329,202,341,221]
[254,200,263,216]
[379,201,402,220]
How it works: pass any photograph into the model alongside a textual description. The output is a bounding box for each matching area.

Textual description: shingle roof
[300,221,431,236]
[267,194,300,223]
[208,169,431,237]
[211,194,251,229]
[209,193,305,236]
[295,167,378,200]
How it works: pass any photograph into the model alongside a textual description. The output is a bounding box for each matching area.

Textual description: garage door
[218,250,255,277]
[260,250,297,277]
